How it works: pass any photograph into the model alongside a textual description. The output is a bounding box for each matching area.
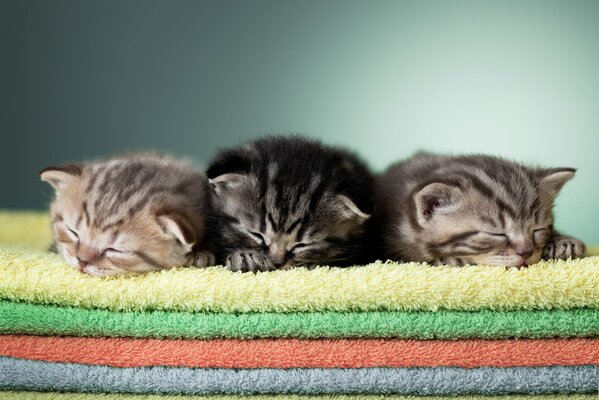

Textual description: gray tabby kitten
[376,153,586,267]
[206,136,375,272]
[40,154,214,276]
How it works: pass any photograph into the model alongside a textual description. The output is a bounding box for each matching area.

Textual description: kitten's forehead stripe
[267,212,278,231]
[82,202,90,225]
[498,213,506,228]
[460,170,496,200]
[285,218,302,235]
[84,164,102,193]
[101,219,124,232]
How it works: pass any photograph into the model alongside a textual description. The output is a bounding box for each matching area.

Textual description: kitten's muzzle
[76,245,101,270]
[511,239,534,265]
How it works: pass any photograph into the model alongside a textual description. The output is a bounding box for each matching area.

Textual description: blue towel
[0,357,596,395]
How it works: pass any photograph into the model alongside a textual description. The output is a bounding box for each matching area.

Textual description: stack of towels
[0,212,598,400]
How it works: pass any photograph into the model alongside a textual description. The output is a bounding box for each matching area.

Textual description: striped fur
[375,153,586,267]
[40,154,213,276]
[207,136,375,272]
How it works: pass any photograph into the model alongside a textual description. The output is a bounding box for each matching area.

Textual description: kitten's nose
[268,245,287,267]
[516,250,533,260]
[272,258,287,268]
[512,240,533,260]
[76,245,98,269]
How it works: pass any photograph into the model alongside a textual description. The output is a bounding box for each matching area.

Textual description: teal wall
[1,0,598,243]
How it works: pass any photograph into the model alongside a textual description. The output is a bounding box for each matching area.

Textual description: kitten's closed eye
[290,243,311,252]
[103,247,123,255]
[248,231,266,246]
[286,243,313,258]
[482,232,509,241]
[66,227,79,240]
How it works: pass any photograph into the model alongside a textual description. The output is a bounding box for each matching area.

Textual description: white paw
[191,250,216,267]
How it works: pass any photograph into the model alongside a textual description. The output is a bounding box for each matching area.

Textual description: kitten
[40,153,214,276]
[206,135,375,272]
[375,153,586,267]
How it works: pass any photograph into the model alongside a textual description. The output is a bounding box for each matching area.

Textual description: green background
[1,0,598,243]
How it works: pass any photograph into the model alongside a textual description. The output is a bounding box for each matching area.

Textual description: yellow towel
[0,211,598,313]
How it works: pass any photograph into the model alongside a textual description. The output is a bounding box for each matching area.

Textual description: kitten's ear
[157,213,195,249]
[414,182,461,226]
[538,168,576,201]
[334,195,370,223]
[39,164,83,191]
[208,173,248,195]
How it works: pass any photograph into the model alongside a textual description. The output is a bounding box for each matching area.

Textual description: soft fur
[40,154,213,276]
[375,153,586,267]
[206,136,375,272]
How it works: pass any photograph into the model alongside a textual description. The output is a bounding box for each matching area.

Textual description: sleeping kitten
[376,153,586,267]
[206,135,375,272]
[40,154,214,276]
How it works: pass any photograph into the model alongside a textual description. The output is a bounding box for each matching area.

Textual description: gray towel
[0,357,596,395]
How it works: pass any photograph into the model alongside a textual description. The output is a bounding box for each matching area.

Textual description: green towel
[1,300,598,339]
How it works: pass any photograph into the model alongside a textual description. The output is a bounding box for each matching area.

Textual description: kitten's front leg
[226,249,276,273]
[431,257,468,267]
[543,235,586,260]
[190,250,216,267]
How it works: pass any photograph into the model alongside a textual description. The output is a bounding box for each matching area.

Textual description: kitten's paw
[226,250,276,273]
[191,250,216,267]
[432,257,468,267]
[543,236,586,260]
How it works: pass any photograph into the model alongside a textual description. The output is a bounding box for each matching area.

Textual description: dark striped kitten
[40,154,214,276]
[206,136,375,272]
[376,153,586,267]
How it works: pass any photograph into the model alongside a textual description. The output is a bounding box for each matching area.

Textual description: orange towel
[1,335,598,368]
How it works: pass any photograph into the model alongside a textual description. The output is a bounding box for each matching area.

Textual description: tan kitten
[40,153,214,276]
[376,153,586,267]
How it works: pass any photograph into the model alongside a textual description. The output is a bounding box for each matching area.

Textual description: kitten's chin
[474,253,542,267]
[81,265,121,277]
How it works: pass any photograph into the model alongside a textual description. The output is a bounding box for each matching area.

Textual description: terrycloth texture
[1,248,599,313]
[0,357,596,395]
[2,393,596,400]
[3,300,599,340]
[1,211,598,312]
[0,212,51,251]
[3,393,597,400]
[3,335,599,368]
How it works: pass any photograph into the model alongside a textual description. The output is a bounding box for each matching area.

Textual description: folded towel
[2,392,596,400]
[1,248,599,313]
[1,393,596,400]
[2,300,598,339]
[3,335,598,368]
[0,212,51,251]
[0,357,595,395]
